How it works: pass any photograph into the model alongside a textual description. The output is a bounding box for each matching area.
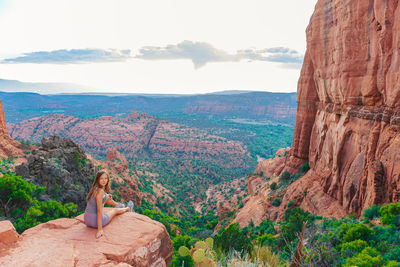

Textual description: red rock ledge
[0,208,172,267]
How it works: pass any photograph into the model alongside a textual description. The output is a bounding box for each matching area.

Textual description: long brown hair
[86,170,111,202]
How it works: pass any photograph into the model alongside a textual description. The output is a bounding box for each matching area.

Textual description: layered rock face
[0,209,173,266]
[289,0,400,216]
[234,0,400,224]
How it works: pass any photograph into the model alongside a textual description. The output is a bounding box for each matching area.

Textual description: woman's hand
[96,229,104,239]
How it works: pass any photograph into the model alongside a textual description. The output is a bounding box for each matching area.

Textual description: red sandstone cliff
[235,0,400,224]
[0,99,24,163]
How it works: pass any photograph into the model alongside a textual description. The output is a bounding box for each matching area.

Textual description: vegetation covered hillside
[2,167,399,266]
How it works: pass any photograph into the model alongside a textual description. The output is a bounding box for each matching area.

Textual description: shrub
[0,173,36,217]
[272,198,281,207]
[279,171,291,181]
[344,247,384,267]
[214,222,251,256]
[15,200,77,233]
[287,200,295,208]
[270,182,277,190]
[363,204,381,220]
[300,162,310,173]
[341,239,368,257]
[256,233,277,247]
[342,224,373,243]
[280,207,313,243]
[250,245,281,266]
[380,202,400,227]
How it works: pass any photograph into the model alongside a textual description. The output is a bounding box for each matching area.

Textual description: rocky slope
[15,136,142,212]
[8,110,250,169]
[0,209,173,266]
[15,136,102,211]
[233,0,400,225]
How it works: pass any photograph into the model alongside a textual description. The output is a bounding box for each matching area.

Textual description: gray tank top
[85,191,107,214]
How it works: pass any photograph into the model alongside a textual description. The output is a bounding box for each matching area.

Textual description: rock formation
[14,136,143,211]
[15,136,98,211]
[236,0,400,224]
[0,99,24,161]
[290,0,400,215]
[0,208,173,266]
[105,148,142,206]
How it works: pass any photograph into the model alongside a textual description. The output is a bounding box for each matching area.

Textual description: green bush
[279,171,291,182]
[380,202,400,227]
[270,182,277,190]
[0,173,36,217]
[300,162,310,173]
[344,247,384,267]
[214,222,251,256]
[342,224,373,243]
[15,200,77,233]
[280,207,313,243]
[256,233,277,247]
[363,204,381,220]
[341,239,368,257]
[287,200,295,208]
[272,198,281,207]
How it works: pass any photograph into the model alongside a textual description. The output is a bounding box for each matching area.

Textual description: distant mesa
[9,110,250,169]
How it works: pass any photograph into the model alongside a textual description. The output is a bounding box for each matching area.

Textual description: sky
[0,0,318,94]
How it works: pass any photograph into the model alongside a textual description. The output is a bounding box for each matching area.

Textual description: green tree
[380,202,400,227]
[0,173,36,217]
[344,247,384,267]
[14,200,77,233]
[342,224,373,243]
[215,222,251,256]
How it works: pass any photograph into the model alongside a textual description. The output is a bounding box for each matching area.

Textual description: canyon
[8,110,250,169]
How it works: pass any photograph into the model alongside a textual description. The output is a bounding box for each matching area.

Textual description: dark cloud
[1,49,131,64]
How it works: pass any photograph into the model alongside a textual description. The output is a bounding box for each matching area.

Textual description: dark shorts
[84,212,110,228]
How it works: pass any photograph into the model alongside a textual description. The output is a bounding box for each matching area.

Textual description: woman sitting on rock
[84,170,134,238]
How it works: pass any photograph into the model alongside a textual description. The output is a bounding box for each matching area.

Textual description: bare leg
[105,207,129,222]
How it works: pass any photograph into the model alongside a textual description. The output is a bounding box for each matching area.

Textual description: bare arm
[95,189,104,231]
[105,193,118,207]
